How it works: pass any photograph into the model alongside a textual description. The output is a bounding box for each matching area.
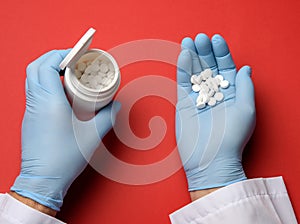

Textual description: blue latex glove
[11,50,120,211]
[176,34,256,191]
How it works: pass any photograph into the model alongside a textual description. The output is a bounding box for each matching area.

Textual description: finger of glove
[26,50,57,85]
[181,37,202,75]
[93,101,121,139]
[211,34,236,85]
[235,66,255,108]
[194,33,218,75]
[177,49,193,101]
[37,49,70,95]
[74,102,121,160]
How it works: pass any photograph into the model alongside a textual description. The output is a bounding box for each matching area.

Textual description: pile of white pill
[75,56,115,90]
[191,69,229,109]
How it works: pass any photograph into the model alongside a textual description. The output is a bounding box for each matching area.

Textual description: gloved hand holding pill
[176,33,256,191]
[10,50,121,211]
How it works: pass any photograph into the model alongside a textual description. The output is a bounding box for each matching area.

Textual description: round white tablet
[214,92,224,101]
[208,97,217,106]
[220,80,230,89]
[192,84,201,92]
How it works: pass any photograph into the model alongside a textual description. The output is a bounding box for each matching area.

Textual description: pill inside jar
[74,52,116,90]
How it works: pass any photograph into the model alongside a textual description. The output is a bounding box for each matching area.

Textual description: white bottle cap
[59,28,96,70]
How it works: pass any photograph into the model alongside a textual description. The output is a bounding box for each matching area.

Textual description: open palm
[176,34,256,191]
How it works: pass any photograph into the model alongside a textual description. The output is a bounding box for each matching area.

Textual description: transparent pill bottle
[60,28,120,119]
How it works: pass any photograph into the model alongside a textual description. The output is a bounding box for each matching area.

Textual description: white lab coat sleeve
[169,177,298,224]
[0,193,65,224]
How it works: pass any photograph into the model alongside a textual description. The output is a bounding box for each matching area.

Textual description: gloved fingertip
[211,34,224,43]
[235,65,255,107]
[195,33,212,55]
[239,65,252,77]
[181,37,193,45]
[181,37,196,52]
[245,65,252,76]
[211,34,229,57]
[195,33,210,44]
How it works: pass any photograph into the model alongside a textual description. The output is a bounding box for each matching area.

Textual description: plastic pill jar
[60,28,120,119]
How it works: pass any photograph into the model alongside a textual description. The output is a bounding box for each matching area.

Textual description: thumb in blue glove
[11,50,121,211]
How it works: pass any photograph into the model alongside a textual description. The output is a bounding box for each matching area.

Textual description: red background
[1,0,300,223]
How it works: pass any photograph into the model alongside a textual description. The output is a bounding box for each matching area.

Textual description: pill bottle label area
[190,69,229,109]
[75,54,115,90]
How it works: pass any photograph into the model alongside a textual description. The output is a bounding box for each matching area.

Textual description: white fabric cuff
[0,193,65,224]
[169,177,297,224]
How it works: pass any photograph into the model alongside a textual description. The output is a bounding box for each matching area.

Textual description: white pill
[91,58,100,65]
[214,77,221,85]
[95,75,103,83]
[202,69,213,79]
[77,62,87,72]
[208,89,215,97]
[93,64,100,72]
[87,75,95,83]
[200,71,207,80]
[75,69,82,79]
[99,63,109,73]
[80,74,88,82]
[85,66,92,74]
[212,82,219,92]
[197,95,206,105]
[196,102,206,109]
[220,80,230,89]
[192,84,201,92]
[199,89,207,96]
[85,65,92,74]
[103,78,112,86]
[196,75,203,84]
[90,71,98,77]
[198,93,209,104]
[203,95,210,103]
[107,71,114,79]
[205,77,213,88]
[96,84,102,89]
[200,83,209,93]
[214,92,224,101]
[101,76,108,82]
[108,63,114,71]
[215,74,224,81]
[208,97,217,106]
[190,75,198,84]
[90,79,97,88]
[97,71,105,77]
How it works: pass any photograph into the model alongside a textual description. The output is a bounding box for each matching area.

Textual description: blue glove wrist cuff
[11,175,64,211]
[187,176,247,191]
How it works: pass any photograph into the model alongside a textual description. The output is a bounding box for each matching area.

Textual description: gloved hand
[11,50,120,211]
[176,34,256,191]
